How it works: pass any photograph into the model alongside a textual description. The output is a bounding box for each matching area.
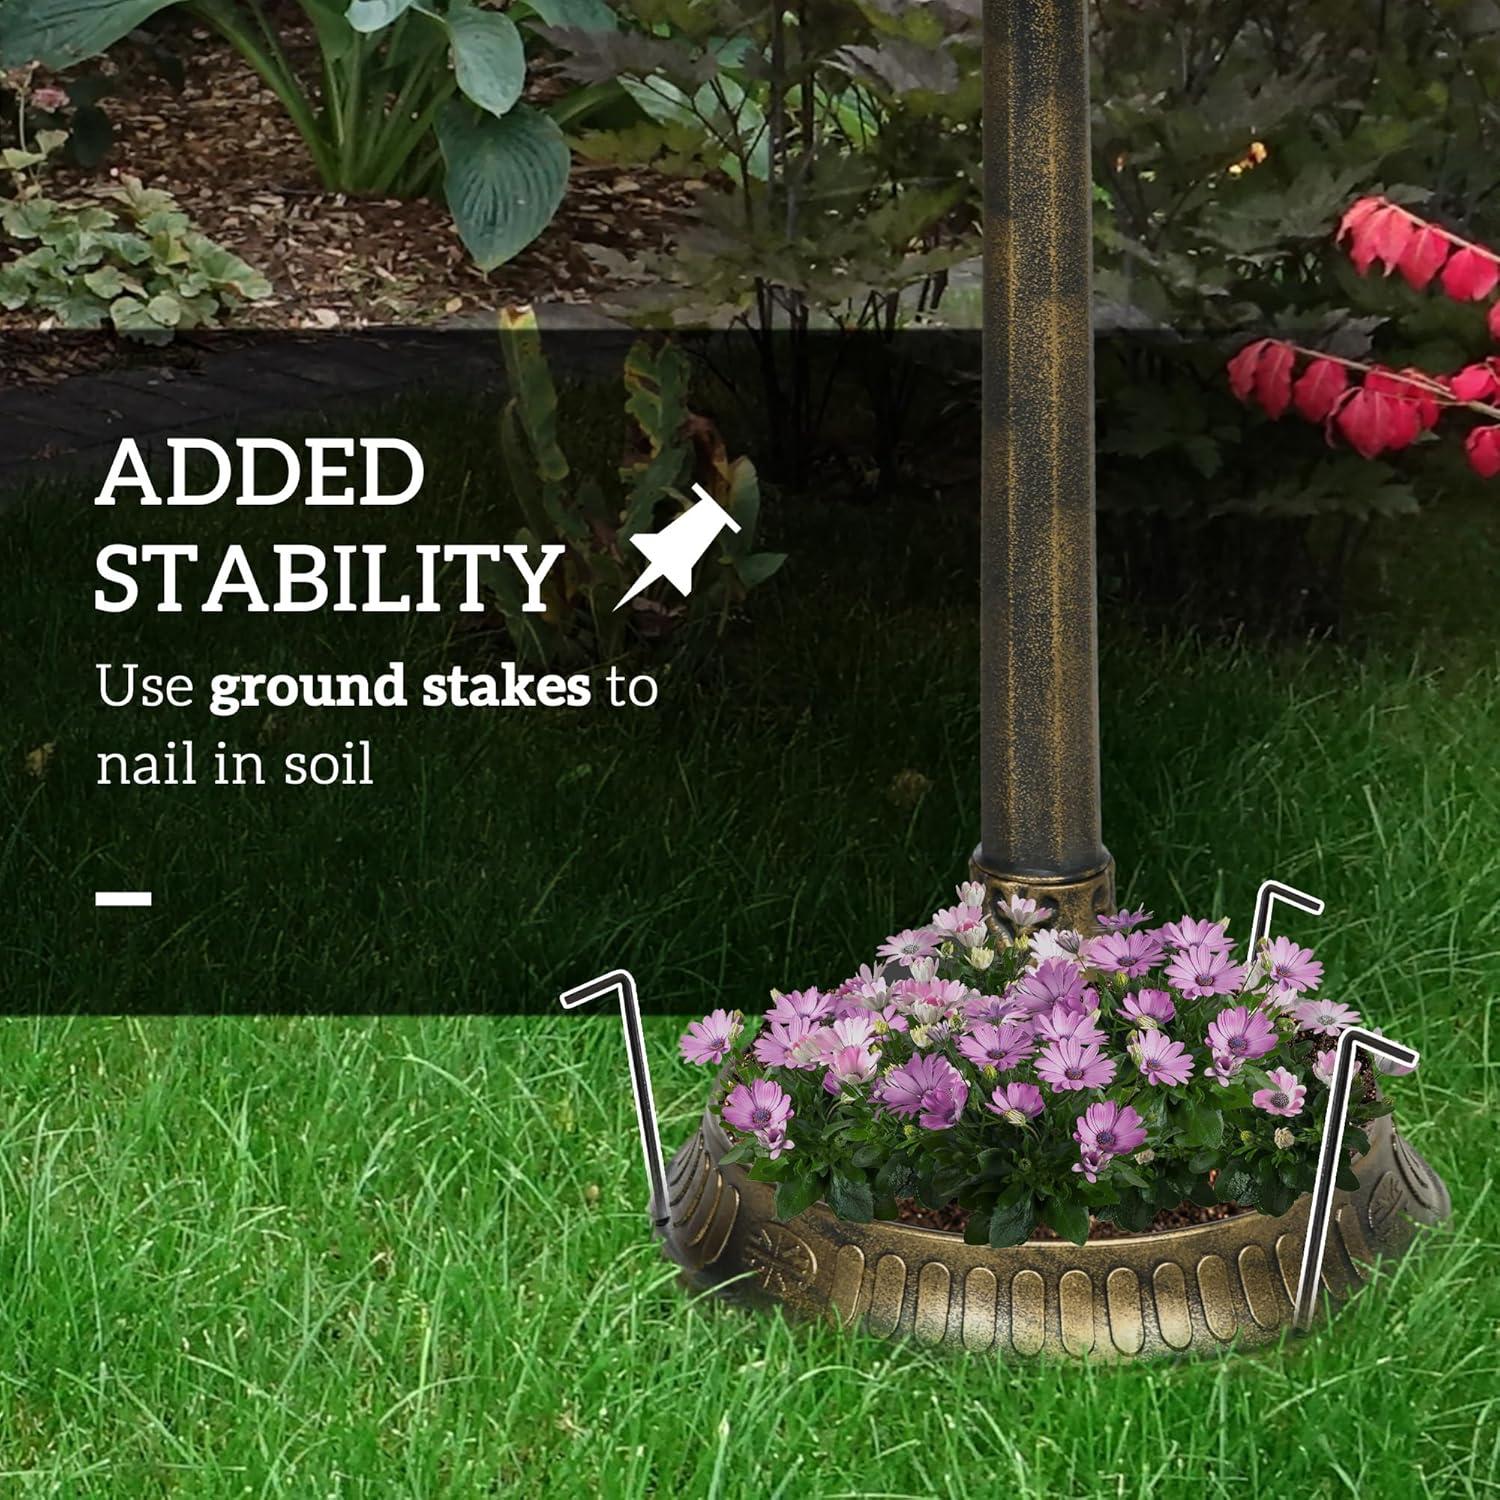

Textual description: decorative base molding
[968,847,1117,936]
[660,1112,1449,1359]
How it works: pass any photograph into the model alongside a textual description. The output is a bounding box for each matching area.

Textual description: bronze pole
[971,0,1115,934]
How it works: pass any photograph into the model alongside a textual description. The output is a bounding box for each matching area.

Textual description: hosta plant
[1,151,270,339]
[0,0,613,268]
[679,887,1395,1245]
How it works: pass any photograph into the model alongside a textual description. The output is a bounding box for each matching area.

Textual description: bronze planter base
[660,1111,1449,1358]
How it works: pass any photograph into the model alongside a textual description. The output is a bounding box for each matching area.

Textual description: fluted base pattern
[660,1112,1449,1358]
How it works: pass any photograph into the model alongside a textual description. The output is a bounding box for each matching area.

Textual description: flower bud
[968,947,995,971]
[1240,1129,1255,1146]
[1274,1127,1294,1150]
[1134,1148,1155,1165]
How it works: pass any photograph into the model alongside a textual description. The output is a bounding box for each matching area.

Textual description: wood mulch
[3,19,694,386]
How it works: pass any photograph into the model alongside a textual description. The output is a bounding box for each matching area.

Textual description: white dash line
[94,891,152,908]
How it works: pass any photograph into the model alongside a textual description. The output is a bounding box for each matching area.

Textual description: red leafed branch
[1225,197,1500,479]
[1338,197,1500,324]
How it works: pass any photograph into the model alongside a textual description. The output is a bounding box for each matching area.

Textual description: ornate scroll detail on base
[969,846,1117,937]
[660,1111,1449,1360]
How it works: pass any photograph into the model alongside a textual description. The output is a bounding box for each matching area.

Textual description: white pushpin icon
[614,483,741,611]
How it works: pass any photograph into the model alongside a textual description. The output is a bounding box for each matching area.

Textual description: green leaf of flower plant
[988,1194,1037,1248]
[1041,1196,1090,1246]
[827,1171,873,1223]
[773,1173,821,1223]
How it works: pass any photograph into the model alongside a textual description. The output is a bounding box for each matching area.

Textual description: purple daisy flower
[1207,1053,1244,1086]
[1134,1029,1195,1086]
[1252,1066,1306,1118]
[1096,906,1153,933]
[1312,1047,1337,1084]
[963,990,1028,1026]
[816,1014,877,1056]
[986,1081,1045,1123]
[1029,928,1084,964]
[1035,1037,1116,1092]
[1033,1001,1107,1048]
[956,879,987,906]
[1012,957,1093,1016]
[679,1008,743,1066]
[931,902,988,947]
[876,927,940,963]
[722,1078,793,1136]
[755,1125,795,1159]
[918,1080,969,1130]
[958,1021,1036,1072]
[834,963,889,1011]
[1168,943,1249,999]
[1262,936,1324,996]
[753,1015,821,1068]
[877,1053,969,1130]
[1074,1099,1147,1158]
[1157,915,1233,953]
[1293,999,1361,1037]
[822,1044,880,1096]
[1205,1005,1277,1062]
[891,977,975,1019]
[1121,988,1176,1028]
[1081,929,1166,977]
[766,987,833,1026]
[995,894,1053,931]
[1073,1147,1110,1184]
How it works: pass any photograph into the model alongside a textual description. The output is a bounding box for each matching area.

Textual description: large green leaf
[826,1172,873,1224]
[1041,1196,1091,1246]
[520,0,617,30]
[438,103,569,270]
[987,1193,1037,1249]
[300,0,358,58]
[445,3,526,120]
[345,0,413,33]
[0,0,179,68]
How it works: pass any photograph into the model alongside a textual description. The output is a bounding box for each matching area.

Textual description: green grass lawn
[2,394,1497,1495]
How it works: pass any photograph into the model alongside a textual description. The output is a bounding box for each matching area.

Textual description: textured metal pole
[971,0,1115,934]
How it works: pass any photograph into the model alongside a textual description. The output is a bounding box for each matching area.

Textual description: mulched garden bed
[4,17,695,386]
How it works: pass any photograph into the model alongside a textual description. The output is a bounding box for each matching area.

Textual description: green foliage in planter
[0,147,269,340]
[0,0,614,268]
[494,304,785,664]
[685,895,1389,1245]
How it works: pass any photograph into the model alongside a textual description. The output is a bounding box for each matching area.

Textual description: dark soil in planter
[895,1197,1251,1240]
